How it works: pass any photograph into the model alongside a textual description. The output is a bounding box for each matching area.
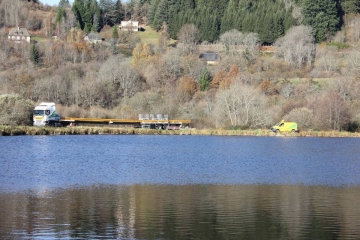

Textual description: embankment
[1,126,360,137]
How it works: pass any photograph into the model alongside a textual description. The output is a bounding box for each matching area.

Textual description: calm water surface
[1,135,360,239]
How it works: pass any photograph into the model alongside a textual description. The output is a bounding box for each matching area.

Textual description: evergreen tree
[143,0,295,43]
[114,0,123,24]
[302,0,341,42]
[72,0,86,29]
[258,13,271,44]
[198,66,211,91]
[210,13,220,42]
[167,0,181,39]
[92,8,102,32]
[99,0,121,27]
[181,0,195,9]
[283,10,295,31]
[273,13,285,40]
[220,0,237,34]
[30,44,40,66]
[341,0,360,14]
[112,25,119,38]
[153,0,168,30]
[82,0,93,33]
[55,0,69,24]
[148,0,159,26]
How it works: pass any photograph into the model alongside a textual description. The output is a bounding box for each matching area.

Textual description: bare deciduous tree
[213,80,268,128]
[117,61,142,98]
[220,30,260,56]
[181,54,206,81]
[274,25,316,68]
[177,24,199,55]
[328,78,359,102]
[309,91,351,130]
[0,94,33,125]
[99,56,142,102]
[342,51,360,76]
[3,0,23,27]
[316,52,340,73]
[128,91,162,114]
[161,48,182,89]
[219,29,243,55]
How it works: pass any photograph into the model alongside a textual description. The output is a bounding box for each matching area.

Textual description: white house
[119,20,139,32]
[8,27,31,43]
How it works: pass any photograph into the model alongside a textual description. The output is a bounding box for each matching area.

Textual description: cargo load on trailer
[33,102,61,126]
[271,120,298,133]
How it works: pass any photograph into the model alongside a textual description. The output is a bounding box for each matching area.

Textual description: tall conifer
[302,0,340,42]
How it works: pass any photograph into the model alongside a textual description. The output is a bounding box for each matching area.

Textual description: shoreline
[1,126,360,137]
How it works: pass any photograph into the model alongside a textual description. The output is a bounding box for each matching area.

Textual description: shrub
[0,94,33,126]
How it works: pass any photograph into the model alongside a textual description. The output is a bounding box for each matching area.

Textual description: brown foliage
[176,76,199,102]
[210,64,241,90]
[280,99,306,118]
[259,79,279,96]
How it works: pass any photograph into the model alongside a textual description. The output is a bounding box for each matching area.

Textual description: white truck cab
[33,102,61,126]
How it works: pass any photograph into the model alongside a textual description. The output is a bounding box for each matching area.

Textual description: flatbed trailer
[61,117,191,130]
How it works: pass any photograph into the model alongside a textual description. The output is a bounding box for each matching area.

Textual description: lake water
[1,135,360,239]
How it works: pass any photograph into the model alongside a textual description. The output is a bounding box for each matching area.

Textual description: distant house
[119,20,139,32]
[199,52,220,65]
[8,27,31,43]
[84,32,102,43]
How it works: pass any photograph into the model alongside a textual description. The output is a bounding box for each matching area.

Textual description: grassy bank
[1,126,360,137]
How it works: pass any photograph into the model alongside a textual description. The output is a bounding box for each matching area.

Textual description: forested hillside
[1,0,360,131]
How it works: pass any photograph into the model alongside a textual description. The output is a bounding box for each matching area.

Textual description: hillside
[1,0,360,132]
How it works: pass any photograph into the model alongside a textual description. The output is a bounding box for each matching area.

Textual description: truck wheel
[276,129,280,133]
[291,129,295,133]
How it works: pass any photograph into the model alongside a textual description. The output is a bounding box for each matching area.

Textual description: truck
[33,102,61,126]
[271,120,298,133]
[32,103,191,128]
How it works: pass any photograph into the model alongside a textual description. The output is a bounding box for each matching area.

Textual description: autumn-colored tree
[176,75,199,102]
[66,27,85,43]
[259,79,279,96]
[132,43,152,66]
[210,70,227,90]
[210,64,241,90]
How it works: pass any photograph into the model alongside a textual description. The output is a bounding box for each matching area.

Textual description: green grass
[31,35,49,42]
[327,42,351,49]
[138,26,176,46]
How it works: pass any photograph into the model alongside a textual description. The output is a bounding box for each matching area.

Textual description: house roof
[86,32,101,40]
[199,52,219,61]
[8,27,30,37]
